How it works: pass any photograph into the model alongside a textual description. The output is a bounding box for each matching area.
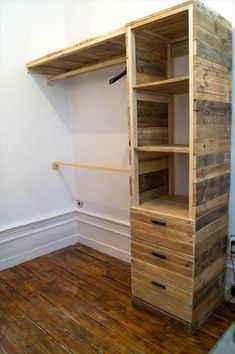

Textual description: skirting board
[0,211,79,270]
[76,210,131,262]
[0,209,130,270]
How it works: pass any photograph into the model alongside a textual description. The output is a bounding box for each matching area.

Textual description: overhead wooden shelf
[135,145,189,153]
[26,27,126,82]
[133,76,189,95]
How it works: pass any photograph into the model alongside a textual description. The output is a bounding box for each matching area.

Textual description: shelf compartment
[26,27,126,76]
[135,145,189,153]
[133,76,189,95]
[139,194,189,219]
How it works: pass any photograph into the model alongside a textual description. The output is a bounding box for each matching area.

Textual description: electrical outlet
[77,200,83,208]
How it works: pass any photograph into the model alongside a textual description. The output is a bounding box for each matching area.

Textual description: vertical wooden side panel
[167,43,175,195]
[192,0,232,327]
[127,27,139,206]
[188,4,194,220]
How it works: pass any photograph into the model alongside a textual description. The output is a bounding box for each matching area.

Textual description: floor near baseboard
[0,243,234,353]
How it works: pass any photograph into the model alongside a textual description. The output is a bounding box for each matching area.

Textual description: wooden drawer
[132,239,193,290]
[131,209,194,255]
[132,268,192,322]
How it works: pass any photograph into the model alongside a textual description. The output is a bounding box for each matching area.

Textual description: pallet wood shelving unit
[26,0,232,335]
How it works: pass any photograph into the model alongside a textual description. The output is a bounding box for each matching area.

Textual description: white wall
[0,0,75,230]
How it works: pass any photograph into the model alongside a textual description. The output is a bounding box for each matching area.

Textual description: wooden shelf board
[26,27,126,75]
[127,1,193,30]
[133,76,189,95]
[139,194,189,219]
[135,145,189,153]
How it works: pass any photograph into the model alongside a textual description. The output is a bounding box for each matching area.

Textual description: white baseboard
[76,210,131,262]
[0,211,79,270]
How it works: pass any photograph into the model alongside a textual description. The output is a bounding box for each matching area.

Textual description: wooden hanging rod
[52,161,130,174]
[47,56,126,85]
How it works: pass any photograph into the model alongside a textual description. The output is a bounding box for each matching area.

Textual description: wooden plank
[47,56,126,84]
[196,204,228,232]
[135,32,167,84]
[139,186,168,204]
[127,27,139,207]
[52,161,129,173]
[139,169,168,193]
[194,173,230,206]
[194,1,232,37]
[167,43,174,194]
[139,157,168,175]
[194,99,231,125]
[138,127,168,146]
[133,76,189,95]
[136,145,189,153]
[194,125,231,140]
[136,93,171,103]
[194,162,230,183]
[138,194,189,220]
[192,272,224,325]
[194,78,232,104]
[194,138,230,155]
[193,254,226,293]
[0,336,25,354]
[195,236,227,275]
[137,100,168,128]
[195,25,232,55]
[26,27,126,70]
[195,39,232,69]
[172,39,189,57]
[194,57,232,87]
[188,3,194,220]
[128,3,191,31]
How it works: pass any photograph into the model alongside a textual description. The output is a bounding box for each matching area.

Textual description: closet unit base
[132,296,224,336]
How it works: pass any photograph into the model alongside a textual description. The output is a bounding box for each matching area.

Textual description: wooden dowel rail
[47,56,126,85]
[52,161,130,174]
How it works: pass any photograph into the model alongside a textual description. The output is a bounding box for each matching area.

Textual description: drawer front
[132,239,193,290]
[132,268,192,322]
[131,209,194,254]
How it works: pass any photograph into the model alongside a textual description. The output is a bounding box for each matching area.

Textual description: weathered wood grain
[139,168,168,193]
[137,100,168,128]
[194,173,230,206]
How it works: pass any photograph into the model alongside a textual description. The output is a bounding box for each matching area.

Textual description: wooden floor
[0,244,234,354]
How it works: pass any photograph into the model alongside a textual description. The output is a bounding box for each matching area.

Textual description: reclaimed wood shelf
[133,76,189,95]
[138,194,189,219]
[135,144,189,153]
[26,27,126,83]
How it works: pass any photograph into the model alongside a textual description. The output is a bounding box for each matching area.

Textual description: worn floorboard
[0,243,234,353]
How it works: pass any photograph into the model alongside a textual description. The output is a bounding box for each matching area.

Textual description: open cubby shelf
[138,194,189,219]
